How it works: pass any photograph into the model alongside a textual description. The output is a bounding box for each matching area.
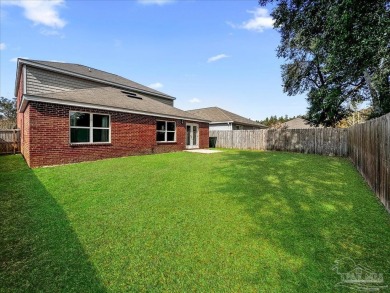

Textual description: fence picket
[210,117,389,213]
[0,129,21,154]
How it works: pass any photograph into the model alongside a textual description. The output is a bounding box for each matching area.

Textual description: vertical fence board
[210,128,348,156]
[348,113,390,212]
[0,130,21,154]
[210,120,388,213]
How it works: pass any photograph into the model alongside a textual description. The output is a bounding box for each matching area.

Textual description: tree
[259,114,300,127]
[259,0,390,126]
[0,97,17,121]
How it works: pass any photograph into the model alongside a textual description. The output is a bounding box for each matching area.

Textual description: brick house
[15,59,209,167]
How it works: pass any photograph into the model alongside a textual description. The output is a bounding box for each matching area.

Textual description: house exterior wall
[25,66,174,106]
[232,123,265,130]
[16,67,27,156]
[24,101,208,167]
[209,123,265,131]
[209,123,232,131]
[26,66,104,95]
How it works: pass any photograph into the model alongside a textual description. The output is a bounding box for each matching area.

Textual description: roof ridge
[27,59,128,79]
[214,107,236,121]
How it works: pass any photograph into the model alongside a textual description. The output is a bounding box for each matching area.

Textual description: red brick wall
[24,102,209,167]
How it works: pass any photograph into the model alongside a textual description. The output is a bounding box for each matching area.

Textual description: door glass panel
[186,125,191,145]
[193,126,197,145]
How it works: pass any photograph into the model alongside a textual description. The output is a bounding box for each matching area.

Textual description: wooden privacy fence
[0,130,21,154]
[210,115,390,213]
[210,128,348,156]
[348,113,390,212]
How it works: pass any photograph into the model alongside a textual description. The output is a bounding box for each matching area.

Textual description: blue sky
[0,0,308,120]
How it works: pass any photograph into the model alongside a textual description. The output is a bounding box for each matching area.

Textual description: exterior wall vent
[121,90,142,99]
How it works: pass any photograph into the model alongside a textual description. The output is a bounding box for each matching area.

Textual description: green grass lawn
[1,150,390,292]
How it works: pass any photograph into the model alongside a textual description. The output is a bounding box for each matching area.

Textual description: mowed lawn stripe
[1,151,390,292]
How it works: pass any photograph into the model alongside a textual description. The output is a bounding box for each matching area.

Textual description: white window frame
[69,111,111,144]
[156,120,176,143]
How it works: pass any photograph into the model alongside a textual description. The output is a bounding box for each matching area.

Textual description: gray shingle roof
[282,118,321,129]
[187,107,266,128]
[21,59,174,100]
[28,87,208,121]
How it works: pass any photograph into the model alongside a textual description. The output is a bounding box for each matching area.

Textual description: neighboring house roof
[281,118,321,129]
[19,87,208,122]
[187,107,266,128]
[15,59,174,100]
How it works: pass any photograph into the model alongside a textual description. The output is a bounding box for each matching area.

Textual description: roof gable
[15,59,174,100]
[282,118,322,129]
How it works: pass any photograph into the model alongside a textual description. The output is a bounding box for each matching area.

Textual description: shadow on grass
[213,150,390,292]
[0,155,106,292]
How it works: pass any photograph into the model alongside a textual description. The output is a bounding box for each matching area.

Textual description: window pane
[93,129,109,142]
[156,131,165,142]
[167,131,175,142]
[71,128,90,143]
[167,122,175,131]
[70,112,90,127]
[156,121,165,131]
[93,114,109,128]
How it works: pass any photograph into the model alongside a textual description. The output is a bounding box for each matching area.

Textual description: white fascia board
[14,59,23,97]
[209,121,234,124]
[17,59,176,101]
[20,95,209,123]
[23,65,27,95]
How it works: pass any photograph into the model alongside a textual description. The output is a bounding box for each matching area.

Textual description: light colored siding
[210,123,232,131]
[233,123,265,130]
[25,66,174,106]
[26,66,104,95]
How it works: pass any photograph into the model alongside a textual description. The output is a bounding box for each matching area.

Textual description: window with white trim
[70,112,110,143]
[156,121,176,142]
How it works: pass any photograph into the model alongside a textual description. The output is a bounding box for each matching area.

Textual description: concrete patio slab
[184,149,223,154]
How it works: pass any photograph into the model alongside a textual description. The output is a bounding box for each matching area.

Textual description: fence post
[13,129,16,154]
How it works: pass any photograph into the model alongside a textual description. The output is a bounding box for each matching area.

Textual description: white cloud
[0,43,5,50]
[189,98,201,103]
[148,82,163,89]
[137,0,175,5]
[10,57,29,62]
[228,8,274,32]
[2,0,66,28]
[207,54,229,63]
